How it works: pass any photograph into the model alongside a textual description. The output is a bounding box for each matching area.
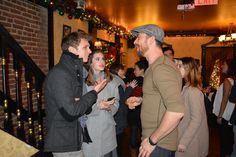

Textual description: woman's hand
[217,117,223,125]
[177,144,186,152]
[98,99,115,110]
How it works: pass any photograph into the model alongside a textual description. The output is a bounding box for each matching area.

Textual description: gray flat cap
[131,24,164,43]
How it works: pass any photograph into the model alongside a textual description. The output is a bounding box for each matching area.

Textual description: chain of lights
[42,0,133,39]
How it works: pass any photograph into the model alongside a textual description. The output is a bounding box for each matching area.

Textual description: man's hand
[94,79,107,93]
[127,80,138,88]
[126,96,142,109]
[138,138,155,157]
[177,144,186,152]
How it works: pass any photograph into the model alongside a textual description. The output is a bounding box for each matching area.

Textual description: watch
[148,136,157,146]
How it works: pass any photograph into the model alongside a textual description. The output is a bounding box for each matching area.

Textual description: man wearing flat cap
[126,24,184,157]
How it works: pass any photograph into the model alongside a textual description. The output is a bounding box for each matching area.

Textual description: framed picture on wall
[63,25,71,38]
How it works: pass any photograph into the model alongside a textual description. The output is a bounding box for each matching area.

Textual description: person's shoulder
[224,77,233,85]
[185,86,202,96]
[152,56,177,71]
[109,75,120,86]
[48,64,66,73]
[111,74,119,81]
[46,64,70,80]
[111,74,121,83]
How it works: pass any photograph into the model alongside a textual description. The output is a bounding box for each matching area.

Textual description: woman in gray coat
[83,50,119,157]
[175,57,209,157]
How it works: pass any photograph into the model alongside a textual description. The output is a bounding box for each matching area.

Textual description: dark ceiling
[86,0,236,35]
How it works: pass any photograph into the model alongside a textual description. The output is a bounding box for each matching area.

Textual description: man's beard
[136,45,148,57]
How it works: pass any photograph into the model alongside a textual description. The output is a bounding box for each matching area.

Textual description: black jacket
[113,75,134,134]
[44,51,97,152]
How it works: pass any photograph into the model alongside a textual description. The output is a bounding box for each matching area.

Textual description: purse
[229,80,236,103]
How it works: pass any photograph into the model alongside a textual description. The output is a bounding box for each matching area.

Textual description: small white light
[231,33,236,39]
[218,35,225,42]
[226,36,231,41]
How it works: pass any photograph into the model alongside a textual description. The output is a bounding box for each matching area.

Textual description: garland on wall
[41,0,133,39]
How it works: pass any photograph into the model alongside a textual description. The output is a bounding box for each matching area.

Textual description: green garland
[42,0,134,39]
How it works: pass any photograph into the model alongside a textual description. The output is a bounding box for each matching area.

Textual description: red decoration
[107,46,117,60]
[68,15,73,19]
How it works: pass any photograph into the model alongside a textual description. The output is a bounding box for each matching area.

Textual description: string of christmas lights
[41,0,133,39]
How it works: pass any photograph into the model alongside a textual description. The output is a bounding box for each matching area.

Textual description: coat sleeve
[179,88,205,147]
[45,69,97,122]
[110,82,120,115]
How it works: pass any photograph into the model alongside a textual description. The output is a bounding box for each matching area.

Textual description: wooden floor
[208,127,221,157]
[36,126,221,157]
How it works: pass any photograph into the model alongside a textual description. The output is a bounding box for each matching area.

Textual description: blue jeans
[231,125,236,157]
[150,146,175,157]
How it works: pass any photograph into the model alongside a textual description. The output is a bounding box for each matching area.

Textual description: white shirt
[213,78,235,121]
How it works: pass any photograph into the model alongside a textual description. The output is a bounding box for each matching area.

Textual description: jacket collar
[63,50,79,59]
[59,50,83,74]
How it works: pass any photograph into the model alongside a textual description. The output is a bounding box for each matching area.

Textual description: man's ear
[148,36,156,45]
[68,46,77,54]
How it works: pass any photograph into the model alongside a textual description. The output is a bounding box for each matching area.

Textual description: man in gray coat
[44,30,107,157]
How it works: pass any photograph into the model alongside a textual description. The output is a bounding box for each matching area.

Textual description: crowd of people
[43,25,236,157]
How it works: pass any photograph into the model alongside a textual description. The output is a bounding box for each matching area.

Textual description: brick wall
[0,0,48,73]
[0,0,48,146]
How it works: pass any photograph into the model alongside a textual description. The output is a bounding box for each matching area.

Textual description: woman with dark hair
[213,58,235,157]
[175,57,209,157]
[83,51,119,157]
